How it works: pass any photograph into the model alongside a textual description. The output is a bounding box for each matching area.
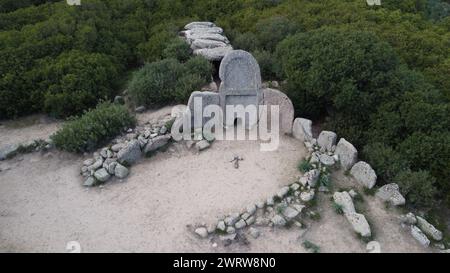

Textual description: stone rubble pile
[180,21,233,61]
[333,191,372,238]
[0,139,53,161]
[400,212,445,249]
[80,122,172,187]
[80,109,214,187]
[193,177,321,246]
[192,141,342,246]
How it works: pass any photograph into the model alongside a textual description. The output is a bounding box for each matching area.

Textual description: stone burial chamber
[180,49,294,137]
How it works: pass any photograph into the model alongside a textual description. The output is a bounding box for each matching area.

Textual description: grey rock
[249,227,260,239]
[300,189,315,202]
[83,176,96,187]
[111,143,124,152]
[191,39,228,50]
[319,153,335,166]
[100,148,109,158]
[117,140,141,165]
[400,212,417,225]
[186,33,229,44]
[335,138,358,170]
[262,88,295,134]
[217,221,226,232]
[224,213,240,226]
[333,191,356,214]
[114,163,129,179]
[246,204,257,215]
[245,216,256,226]
[187,91,220,128]
[292,118,313,142]
[137,135,148,149]
[186,26,223,35]
[241,212,250,220]
[256,201,265,209]
[226,226,236,234]
[107,161,118,175]
[135,106,146,113]
[193,46,232,61]
[376,183,405,206]
[219,50,263,130]
[94,168,110,182]
[195,140,210,151]
[411,225,430,247]
[194,227,208,238]
[416,216,443,241]
[235,219,246,229]
[282,206,300,220]
[159,126,168,135]
[299,169,320,187]
[292,204,305,213]
[346,213,371,238]
[83,158,95,166]
[276,186,290,199]
[266,196,274,206]
[87,159,103,172]
[350,161,377,189]
[0,144,19,160]
[144,135,171,155]
[271,215,287,226]
[317,131,337,152]
[185,21,216,29]
[290,183,300,191]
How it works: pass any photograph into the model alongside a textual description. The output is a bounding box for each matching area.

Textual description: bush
[394,170,437,208]
[252,50,278,80]
[276,28,400,120]
[163,37,192,62]
[254,16,297,52]
[362,143,409,183]
[233,31,259,51]
[51,102,135,153]
[128,56,211,107]
[40,50,120,118]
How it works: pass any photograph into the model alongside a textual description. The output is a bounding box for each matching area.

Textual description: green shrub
[252,50,278,80]
[254,16,297,52]
[233,31,259,51]
[298,159,312,173]
[276,28,401,135]
[51,102,135,153]
[394,170,437,208]
[128,56,211,107]
[163,37,192,62]
[362,142,409,183]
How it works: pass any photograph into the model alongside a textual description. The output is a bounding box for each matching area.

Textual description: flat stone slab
[292,118,313,142]
[262,88,294,134]
[335,138,358,170]
[317,131,337,152]
[350,161,377,189]
[416,216,443,241]
[376,183,405,206]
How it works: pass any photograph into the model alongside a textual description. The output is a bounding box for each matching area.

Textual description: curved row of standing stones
[180,22,233,61]
[193,113,443,249]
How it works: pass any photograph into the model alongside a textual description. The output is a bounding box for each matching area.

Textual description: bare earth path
[0,109,429,253]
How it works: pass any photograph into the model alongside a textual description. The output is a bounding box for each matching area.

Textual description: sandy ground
[0,114,61,147]
[0,108,430,253]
